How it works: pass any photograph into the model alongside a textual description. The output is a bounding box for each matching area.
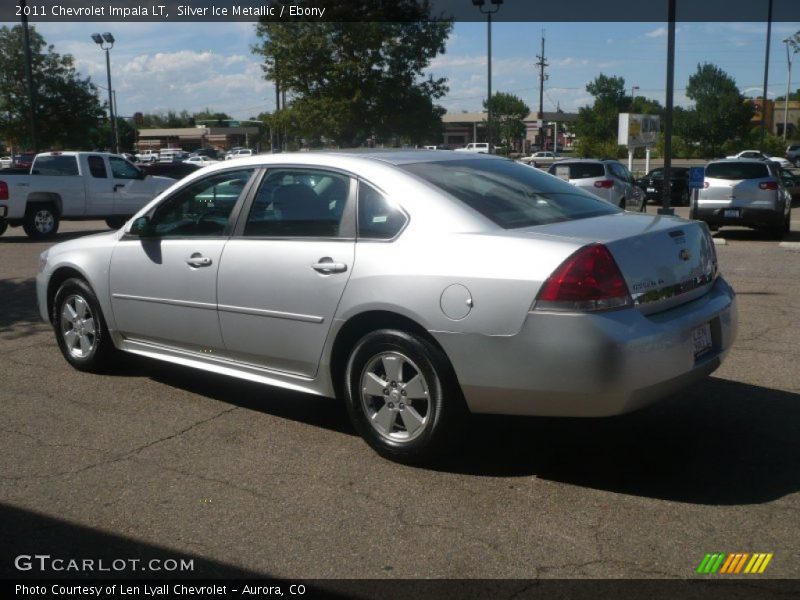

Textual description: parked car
[0,152,173,238]
[787,144,800,167]
[519,151,561,168]
[725,150,792,169]
[139,161,201,180]
[36,151,736,463]
[225,148,254,160]
[191,148,221,160]
[135,149,160,163]
[635,167,691,205]
[159,148,189,163]
[13,152,36,170]
[454,143,490,154]
[691,159,792,238]
[184,155,220,166]
[778,167,800,202]
[0,156,12,169]
[548,159,645,211]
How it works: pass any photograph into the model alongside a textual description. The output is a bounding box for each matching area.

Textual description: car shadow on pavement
[713,228,800,242]
[0,277,49,338]
[436,376,799,505]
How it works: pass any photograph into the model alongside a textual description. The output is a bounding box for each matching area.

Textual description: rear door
[108,155,161,216]
[84,154,115,216]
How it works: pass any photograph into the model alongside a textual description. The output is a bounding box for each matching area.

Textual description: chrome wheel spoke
[403,374,427,400]
[381,355,403,383]
[372,403,396,435]
[79,334,92,355]
[63,329,78,349]
[363,372,387,397]
[74,297,88,319]
[400,407,425,437]
[62,303,77,323]
[83,318,95,335]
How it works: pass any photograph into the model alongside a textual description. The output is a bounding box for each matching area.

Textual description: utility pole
[760,0,773,151]
[535,31,548,150]
[20,0,39,152]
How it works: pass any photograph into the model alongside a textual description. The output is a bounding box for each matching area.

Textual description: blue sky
[15,20,800,120]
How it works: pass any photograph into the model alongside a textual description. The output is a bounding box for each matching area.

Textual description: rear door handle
[186,254,213,267]
[312,258,347,274]
[114,184,126,191]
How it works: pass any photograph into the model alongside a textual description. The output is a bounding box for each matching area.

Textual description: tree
[253,2,451,146]
[574,74,630,157]
[0,25,104,150]
[484,92,529,150]
[682,63,753,157]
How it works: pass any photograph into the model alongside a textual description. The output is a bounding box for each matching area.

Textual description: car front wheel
[53,278,117,372]
[344,329,468,464]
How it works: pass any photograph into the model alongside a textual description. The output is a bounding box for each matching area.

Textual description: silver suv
[692,159,792,238]
[787,144,800,167]
[548,159,645,211]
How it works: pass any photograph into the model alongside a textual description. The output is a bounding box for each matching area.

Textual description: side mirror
[129,216,152,237]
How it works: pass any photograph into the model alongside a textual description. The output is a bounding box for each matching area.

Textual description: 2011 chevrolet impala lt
[37,152,738,462]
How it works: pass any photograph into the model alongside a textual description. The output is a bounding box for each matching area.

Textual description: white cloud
[645,27,667,38]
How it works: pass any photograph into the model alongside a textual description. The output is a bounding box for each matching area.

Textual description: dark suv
[787,144,800,167]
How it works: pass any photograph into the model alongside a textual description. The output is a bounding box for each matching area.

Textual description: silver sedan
[37,151,737,463]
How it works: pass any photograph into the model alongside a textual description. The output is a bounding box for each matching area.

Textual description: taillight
[594,179,614,189]
[758,181,779,190]
[533,244,632,312]
[0,181,8,201]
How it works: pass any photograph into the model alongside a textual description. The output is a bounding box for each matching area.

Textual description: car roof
[310,149,509,166]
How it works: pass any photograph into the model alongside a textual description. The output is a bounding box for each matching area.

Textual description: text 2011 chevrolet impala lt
[37,152,737,462]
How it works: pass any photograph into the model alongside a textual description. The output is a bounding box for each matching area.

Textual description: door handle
[311,258,347,274]
[114,184,126,191]
[186,255,213,267]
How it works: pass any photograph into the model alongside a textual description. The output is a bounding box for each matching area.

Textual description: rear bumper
[695,205,784,228]
[433,277,737,417]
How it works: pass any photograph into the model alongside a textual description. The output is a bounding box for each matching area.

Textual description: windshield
[401,158,619,229]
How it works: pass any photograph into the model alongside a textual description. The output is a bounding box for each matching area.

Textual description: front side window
[404,158,619,229]
[243,168,350,237]
[109,156,140,179]
[150,168,255,237]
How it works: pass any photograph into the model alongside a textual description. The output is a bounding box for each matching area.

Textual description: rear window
[32,155,78,176]
[547,162,605,179]
[705,162,770,180]
[401,158,619,229]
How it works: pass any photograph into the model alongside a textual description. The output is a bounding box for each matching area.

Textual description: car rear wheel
[105,216,127,229]
[344,329,468,464]
[53,278,117,372]
[0,220,7,236]
[23,203,59,239]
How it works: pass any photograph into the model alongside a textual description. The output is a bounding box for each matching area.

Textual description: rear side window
[705,162,770,180]
[358,182,407,240]
[548,162,605,179]
[87,156,107,178]
[32,155,78,176]
[402,159,618,229]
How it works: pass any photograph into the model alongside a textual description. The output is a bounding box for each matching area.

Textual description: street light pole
[92,32,117,154]
[472,0,502,153]
[783,37,797,142]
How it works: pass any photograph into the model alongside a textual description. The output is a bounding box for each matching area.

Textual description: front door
[109,167,257,353]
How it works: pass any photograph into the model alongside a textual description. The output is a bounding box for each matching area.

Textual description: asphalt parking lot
[1,213,799,584]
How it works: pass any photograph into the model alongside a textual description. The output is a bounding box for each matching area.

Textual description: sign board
[554,165,571,181]
[618,113,660,148]
[687,166,705,189]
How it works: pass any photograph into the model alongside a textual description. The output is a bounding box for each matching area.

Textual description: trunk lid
[516,213,717,314]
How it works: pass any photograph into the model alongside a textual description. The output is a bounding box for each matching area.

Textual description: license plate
[692,322,713,358]
[724,209,740,218]
[647,187,656,193]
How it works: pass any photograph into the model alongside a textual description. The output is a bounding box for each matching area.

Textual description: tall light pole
[472,0,502,153]
[783,36,798,142]
[91,32,117,154]
[759,0,773,151]
[631,85,639,102]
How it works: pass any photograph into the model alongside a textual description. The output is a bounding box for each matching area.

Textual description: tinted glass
[87,156,107,178]
[109,157,140,179]
[705,162,770,180]
[548,162,605,179]
[358,182,407,240]
[151,168,254,237]
[244,168,349,237]
[33,155,78,176]
[402,159,619,229]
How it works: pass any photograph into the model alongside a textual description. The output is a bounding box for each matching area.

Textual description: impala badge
[679,249,692,261]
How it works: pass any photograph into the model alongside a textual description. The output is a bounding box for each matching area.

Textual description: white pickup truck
[0,152,174,239]
[454,142,490,154]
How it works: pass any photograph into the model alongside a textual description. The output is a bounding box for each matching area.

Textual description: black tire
[344,329,468,464]
[105,216,127,229]
[23,203,59,239]
[0,220,7,237]
[619,197,626,210]
[53,278,118,372]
